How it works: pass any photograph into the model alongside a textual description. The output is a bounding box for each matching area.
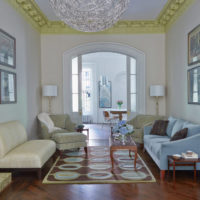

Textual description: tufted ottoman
[52,132,87,154]
[0,173,11,193]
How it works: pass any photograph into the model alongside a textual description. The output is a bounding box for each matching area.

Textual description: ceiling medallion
[49,0,130,32]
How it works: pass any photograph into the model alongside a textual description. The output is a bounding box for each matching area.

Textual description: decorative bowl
[172,154,181,160]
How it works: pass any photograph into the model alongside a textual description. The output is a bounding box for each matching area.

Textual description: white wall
[0,0,41,138]
[166,0,200,123]
[82,52,127,123]
[41,34,166,116]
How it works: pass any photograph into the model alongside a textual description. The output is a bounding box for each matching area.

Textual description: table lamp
[150,85,165,116]
[42,85,57,113]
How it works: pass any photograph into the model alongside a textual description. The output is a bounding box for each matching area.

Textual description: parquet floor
[0,124,200,200]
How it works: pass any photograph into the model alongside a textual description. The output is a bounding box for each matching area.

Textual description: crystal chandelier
[49,0,130,32]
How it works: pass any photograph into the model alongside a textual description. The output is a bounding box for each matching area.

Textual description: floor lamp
[150,85,165,116]
[42,85,57,114]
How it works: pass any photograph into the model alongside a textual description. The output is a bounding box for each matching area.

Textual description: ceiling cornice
[6,0,195,34]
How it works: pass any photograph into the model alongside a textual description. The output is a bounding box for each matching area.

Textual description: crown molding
[6,0,195,34]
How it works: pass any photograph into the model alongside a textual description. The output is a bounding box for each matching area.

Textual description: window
[82,68,92,114]
[130,58,136,112]
[72,57,79,112]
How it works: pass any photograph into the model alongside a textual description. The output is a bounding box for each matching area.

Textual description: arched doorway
[63,42,146,124]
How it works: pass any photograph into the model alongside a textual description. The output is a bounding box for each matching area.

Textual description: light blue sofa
[144,116,200,179]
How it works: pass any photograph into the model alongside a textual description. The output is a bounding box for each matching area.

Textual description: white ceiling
[34,0,168,21]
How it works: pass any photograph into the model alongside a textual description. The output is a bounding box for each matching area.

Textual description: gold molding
[6,0,195,34]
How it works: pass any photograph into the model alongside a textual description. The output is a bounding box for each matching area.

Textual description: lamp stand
[48,96,52,114]
[155,96,159,116]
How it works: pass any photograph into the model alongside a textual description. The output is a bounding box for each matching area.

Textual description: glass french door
[71,56,82,124]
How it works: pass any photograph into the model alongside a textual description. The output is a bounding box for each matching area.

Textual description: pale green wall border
[6,0,195,34]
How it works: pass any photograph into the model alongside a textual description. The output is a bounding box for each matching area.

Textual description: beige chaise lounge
[0,121,56,178]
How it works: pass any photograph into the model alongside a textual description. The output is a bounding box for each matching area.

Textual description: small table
[106,109,127,121]
[109,135,138,170]
[76,128,89,140]
[168,155,200,181]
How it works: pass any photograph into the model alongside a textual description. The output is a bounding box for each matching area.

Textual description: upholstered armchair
[127,114,165,144]
[38,114,76,139]
[38,113,87,153]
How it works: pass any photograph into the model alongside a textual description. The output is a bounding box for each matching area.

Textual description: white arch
[63,42,146,118]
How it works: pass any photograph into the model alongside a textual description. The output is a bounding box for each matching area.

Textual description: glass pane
[72,75,78,93]
[72,57,78,74]
[131,94,136,112]
[72,94,79,112]
[131,75,136,93]
[130,58,136,74]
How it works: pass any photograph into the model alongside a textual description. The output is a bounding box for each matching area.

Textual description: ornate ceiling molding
[6,0,195,34]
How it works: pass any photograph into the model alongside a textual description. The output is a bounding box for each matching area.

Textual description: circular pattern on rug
[87,171,113,180]
[114,150,135,157]
[118,163,142,170]
[58,164,82,171]
[120,171,147,180]
[116,157,134,163]
[88,163,111,170]
[54,171,80,180]
[65,151,85,156]
[90,151,109,156]
[90,157,110,162]
[63,157,84,163]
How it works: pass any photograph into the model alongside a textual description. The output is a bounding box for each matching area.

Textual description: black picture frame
[0,29,16,68]
[0,69,17,104]
[188,24,200,66]
[188,66,200,104]
[99,81,112,108]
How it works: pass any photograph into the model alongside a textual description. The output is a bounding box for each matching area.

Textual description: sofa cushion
[0,121,27,158]
[166,116,177,137]
[170,128,188,141]
[183,122,200,137]
[150,120,168,136]
[50,114,66,129]
[144,135,170,159]
[0,140,56,168]
[52,132,87,144]
[171,119,186,137]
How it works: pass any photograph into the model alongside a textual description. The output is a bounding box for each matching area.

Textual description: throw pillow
[166,116,177,137]
[170,128,188,141]
[150,120,169,136]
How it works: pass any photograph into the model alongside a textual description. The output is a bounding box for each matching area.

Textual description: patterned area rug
[43,146,156,184]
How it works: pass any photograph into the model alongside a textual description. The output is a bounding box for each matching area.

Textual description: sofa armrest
[160,134,200,169]
[144,126,152,135]
[38,121,51,139]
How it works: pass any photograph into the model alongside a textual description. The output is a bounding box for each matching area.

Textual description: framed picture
[0,70,17,104]
[0,29,16,68]
[188,66,200,104]
[188,25,200,66]
[99,81,112,108]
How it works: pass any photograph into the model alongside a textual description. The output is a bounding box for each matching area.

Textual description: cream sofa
[0,121,56,178]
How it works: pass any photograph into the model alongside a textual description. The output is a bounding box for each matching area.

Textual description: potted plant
[117,100,123,109]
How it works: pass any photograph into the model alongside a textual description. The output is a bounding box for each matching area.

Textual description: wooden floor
[1,124,200,200]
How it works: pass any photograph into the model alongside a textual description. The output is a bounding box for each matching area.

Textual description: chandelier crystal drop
[49,0,130,32]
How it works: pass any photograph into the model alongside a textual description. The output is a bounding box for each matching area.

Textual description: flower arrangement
[117,100,123,109]
[112,120,134,135]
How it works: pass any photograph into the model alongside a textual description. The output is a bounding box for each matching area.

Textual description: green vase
[118,104,122,109]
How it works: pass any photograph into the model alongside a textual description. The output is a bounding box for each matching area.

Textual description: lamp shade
[150,85,165,97]
[42,85,57,97]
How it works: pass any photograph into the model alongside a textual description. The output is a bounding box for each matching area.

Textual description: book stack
[182,151,198,160]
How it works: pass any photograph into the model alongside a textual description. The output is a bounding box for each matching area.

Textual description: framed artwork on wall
[99,81,112,108]
[188,24,200,66]
[0,29,16,68]
[0,70,17,104]
[188,66,200,104]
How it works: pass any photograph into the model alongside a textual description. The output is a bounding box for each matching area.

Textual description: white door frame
[63,42,146,122]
